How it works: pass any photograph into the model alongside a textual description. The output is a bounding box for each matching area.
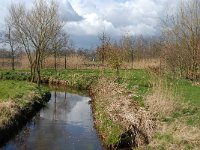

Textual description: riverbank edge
[0,90,51,146]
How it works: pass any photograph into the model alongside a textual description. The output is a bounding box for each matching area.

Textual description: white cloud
[59,0,83,22]
[0,0,179,48]
[64,0,179,48]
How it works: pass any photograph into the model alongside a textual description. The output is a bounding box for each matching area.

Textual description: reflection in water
[2,91,104,150]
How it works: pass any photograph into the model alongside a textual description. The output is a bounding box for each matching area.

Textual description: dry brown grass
[0,56,29,69]
[0,56,161,70]
[0,55,89,69]
[148,120,200,150]
[146,78,177,117]
[19,56,29,69]
[0,101,18,129]
[91,77,156,148]
[58,55,86,69]
[145,74,200,149]
[123,58,160,70]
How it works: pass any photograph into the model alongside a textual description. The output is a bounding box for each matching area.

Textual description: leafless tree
[63,39,74,69]
[8,0,64,86]
[97,31,111,66]
[50,32,69,71]
[120,33,135,68]
[107,42,126,79]
[1,20,19,70]
[161,0,200,79]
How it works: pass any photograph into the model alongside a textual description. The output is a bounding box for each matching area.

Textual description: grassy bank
[0,80,50,145]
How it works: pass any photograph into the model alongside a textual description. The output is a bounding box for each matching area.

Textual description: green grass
[0,80,48,107]
[146,74,200,149]
[95,111,122,147]
[0,69,152,106]
[175,79,200,105]
[164,75,200,105]
[41,69,151,106]
[121,69,150,93]
[121,69,151,106]
[162,77,200,126]
[1,69,199,104]
[0,80,35,101]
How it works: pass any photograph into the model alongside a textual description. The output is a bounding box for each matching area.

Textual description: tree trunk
[9,27,15,70]
[35,49,41,87]
[131,50,134,69]
[30,64,33,82]
[11,50,15,70]
[65,54,67,69]
[116,67,120,83]
[37,67,41,87]
[31,62,35,82]
[54,51,57,71]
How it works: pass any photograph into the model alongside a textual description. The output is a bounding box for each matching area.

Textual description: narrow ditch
[2,87,106,150]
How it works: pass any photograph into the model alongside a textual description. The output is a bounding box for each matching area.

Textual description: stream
[2,89,105,150]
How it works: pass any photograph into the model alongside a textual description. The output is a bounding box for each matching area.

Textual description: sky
[0,0,178,49]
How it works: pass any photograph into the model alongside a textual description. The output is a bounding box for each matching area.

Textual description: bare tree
[63,39,74,69]
[1,21,19,70]
[162,0,200,79]
[50,32,69,71]
[97,31,111,66]
[107,42,126,79]
[8,0,64,86]
[120,33,135,68]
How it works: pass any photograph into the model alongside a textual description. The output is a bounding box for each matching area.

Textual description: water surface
[2,90,104,150]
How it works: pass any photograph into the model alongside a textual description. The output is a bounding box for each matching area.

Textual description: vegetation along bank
[1,69,200,149]
[0,69,155,149]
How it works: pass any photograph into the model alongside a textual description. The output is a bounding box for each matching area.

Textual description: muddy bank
[0,92,51,146]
